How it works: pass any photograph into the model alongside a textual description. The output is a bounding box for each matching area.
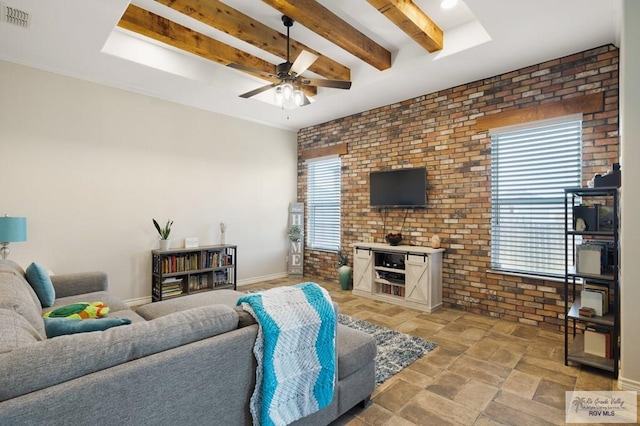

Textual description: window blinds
[307,156,341,251]
[491,119,582,277]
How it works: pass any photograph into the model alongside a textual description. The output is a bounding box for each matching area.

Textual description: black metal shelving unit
[564,187,619,376]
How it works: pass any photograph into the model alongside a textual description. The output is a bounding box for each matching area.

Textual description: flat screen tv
[369,167,427,208]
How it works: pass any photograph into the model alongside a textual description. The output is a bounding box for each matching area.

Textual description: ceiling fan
[228,15,352,107]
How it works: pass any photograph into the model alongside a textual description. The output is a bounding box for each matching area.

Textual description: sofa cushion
[0,272,46,338]
[0,261,43,311]
[0,308,44,353]
[0,260,26,278]
[44,317,132,338]
[0,304,239,402]
[25,262,56,307]
[135,289,244,320]
[336,324,377,380]
[107,308,147,324]
[50,271,108,298]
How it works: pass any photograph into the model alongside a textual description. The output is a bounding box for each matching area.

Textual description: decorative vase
[220,222,227,245]
[338,265,352,290]
[431,234,441,249]
[159,239,170,250]
[385,233,403,246]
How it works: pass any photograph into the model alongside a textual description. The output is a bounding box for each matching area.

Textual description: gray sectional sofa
[0,260,376,425]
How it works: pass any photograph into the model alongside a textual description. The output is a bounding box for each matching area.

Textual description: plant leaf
[153,219,162,236]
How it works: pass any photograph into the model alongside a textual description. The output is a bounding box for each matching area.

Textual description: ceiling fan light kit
[228,15,352,109]
[275,83,305,109]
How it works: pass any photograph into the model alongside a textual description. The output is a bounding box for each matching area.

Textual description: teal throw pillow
[44,317,132,338]
[25,262,56,308]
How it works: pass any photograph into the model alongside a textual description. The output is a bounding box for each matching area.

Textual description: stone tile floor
[243,276,637,426]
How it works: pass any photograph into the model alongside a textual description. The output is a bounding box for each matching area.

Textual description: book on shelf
[159,253,204,274]
[379,283,404,297]
[202,251,223,269]
[584,324,612,358]
[162,282,182,289]
[584,282,609,314]
[162,250,230,271]
[576,244,602,275]
[214,270,228,287]
[188,274,214,291]
[160,276,184,297]
[581,289,604,316]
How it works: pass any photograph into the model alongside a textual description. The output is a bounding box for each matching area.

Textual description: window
[306,155,341,251]
[491,116,582,277]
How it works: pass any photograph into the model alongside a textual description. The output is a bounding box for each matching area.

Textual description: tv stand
[351,242,444,313]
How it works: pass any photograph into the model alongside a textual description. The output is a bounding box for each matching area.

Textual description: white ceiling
[0,0,621,131]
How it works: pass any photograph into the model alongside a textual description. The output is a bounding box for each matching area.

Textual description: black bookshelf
[151,244,237,302]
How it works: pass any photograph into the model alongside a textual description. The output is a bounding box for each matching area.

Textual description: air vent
[1,3,30,28]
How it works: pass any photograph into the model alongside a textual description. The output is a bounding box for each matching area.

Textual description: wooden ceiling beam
[475,93,604,131]
[367,0,443,53]
[154,0,350,82]
[261,0,392,71]
[118,5,316,96]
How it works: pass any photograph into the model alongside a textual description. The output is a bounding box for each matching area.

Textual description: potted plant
[336,249,352,291]
[153,218,173,250]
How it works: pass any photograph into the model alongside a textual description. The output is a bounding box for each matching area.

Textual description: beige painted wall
[0,60,297,303]
[620,0,640,391]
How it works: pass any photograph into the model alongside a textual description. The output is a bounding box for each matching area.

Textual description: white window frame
[490,114,583,277]
[306,155,341,251]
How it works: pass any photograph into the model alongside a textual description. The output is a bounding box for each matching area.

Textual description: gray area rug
[338,313,437,386]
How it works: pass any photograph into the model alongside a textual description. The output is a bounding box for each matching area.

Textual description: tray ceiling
[0,0,620,130]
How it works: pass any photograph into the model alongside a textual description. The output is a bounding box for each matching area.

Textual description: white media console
[351,242,444,313]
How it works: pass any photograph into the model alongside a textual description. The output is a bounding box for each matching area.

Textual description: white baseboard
[124,295,152,307]
[237,272,288,287]
[618,375,640,391]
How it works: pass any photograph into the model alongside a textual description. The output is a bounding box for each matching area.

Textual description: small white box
[576,245,601,275]
[581,289,603,316]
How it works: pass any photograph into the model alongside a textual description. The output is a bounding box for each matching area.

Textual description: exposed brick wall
[297,45,619,330]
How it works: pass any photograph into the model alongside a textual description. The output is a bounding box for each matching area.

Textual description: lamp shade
[0,216,27,242]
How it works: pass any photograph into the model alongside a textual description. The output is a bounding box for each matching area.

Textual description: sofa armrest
[50,272,108,298]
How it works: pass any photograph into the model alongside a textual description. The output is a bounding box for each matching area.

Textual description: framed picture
[184,237,199,248]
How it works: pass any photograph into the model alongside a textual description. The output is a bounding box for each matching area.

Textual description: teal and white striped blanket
[237,282,336,426]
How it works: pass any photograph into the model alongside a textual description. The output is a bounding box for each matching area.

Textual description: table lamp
[0,215,27,260]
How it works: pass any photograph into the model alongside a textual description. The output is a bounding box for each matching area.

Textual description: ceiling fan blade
[240,83,279,98]
[290,50,319,76]
[228,62,277,79]
[300,78,352,90]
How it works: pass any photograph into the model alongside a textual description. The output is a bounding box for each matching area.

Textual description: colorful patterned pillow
[43,302,109,319]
